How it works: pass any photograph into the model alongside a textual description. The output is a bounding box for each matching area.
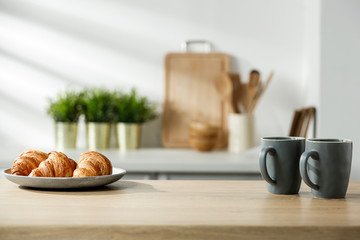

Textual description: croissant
[29,151,77,177]
[11,149,48,176]
[73,151,112,177]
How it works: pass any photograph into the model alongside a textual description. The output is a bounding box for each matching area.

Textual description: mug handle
[299,151,320,190]
[259,147,276,185]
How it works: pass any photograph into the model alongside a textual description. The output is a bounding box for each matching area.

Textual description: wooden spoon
[247,70,261,112]
[227,73,248,113]
[214,73,237,113]
[248,71,274,114]
[228,73,242,113]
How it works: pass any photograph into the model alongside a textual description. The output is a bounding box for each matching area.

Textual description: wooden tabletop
[0,180,360,240]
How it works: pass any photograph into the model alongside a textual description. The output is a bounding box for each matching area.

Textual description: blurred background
[1,0,359,179]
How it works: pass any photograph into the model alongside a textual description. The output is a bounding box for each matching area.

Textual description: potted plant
[81,88,116,150]
[47,90,82,150]
[114,89,157,151]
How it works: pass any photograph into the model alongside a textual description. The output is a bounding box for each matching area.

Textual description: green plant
[81,88,117,122]
[114,89,157,123]
[47,90,83,123]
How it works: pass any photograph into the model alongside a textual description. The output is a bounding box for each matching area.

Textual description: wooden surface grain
[0,180,360,240]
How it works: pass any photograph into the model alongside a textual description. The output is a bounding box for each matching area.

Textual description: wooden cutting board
[162,51,231,148]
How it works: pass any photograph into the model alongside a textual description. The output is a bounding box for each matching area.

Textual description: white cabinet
[123,172,261,180]
[156,173,261,180]
[113,148,261,180]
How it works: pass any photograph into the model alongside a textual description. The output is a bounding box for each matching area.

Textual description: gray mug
[259,137,305,194]
[300,138,352,199]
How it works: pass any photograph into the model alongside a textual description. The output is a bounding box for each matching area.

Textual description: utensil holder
[228,113,255,153]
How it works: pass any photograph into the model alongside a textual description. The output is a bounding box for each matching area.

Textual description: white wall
[0,0,316,149]
[320,0,360,180]
[303,0,321,108]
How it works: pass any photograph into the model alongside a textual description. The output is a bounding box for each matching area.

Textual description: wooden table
[0,180,359,240]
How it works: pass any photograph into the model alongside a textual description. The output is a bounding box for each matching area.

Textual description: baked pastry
[11,149,48,176]
[29,151,77,177]
[73,151,112,177]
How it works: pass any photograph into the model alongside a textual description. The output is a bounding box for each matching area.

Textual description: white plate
[2,167,126,189]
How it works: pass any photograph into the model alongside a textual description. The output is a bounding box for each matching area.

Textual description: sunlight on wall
[0,0,313,149]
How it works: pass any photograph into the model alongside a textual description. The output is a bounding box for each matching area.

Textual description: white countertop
[0,147,260,174]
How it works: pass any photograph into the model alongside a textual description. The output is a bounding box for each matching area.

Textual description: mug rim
[307,138,352,143]
[261,136,305,141]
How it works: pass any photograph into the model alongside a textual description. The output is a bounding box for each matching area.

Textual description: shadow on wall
[0,47,85,87]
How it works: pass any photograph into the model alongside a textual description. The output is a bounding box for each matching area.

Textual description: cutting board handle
[181,40,213,52]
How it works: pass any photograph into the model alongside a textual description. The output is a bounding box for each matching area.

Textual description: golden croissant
[11,149,48,176]
[29,151,77,177]
[73,151,112,177]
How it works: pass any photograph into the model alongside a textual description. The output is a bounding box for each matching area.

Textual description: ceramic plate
[2,167,126,189]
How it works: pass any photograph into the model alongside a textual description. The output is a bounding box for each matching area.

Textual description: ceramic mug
[259,137,305,194]
[300,138,352,198]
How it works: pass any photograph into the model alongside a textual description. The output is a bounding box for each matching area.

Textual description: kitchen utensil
[163,40,230,148]
[248,71,274,114]
[214,73,237,113]
[300,138,352,198]
[246,70,261,111]
[228,73,242,113]
[239,83,248,113]
[259,137,305,194]
[228,72,247,113]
